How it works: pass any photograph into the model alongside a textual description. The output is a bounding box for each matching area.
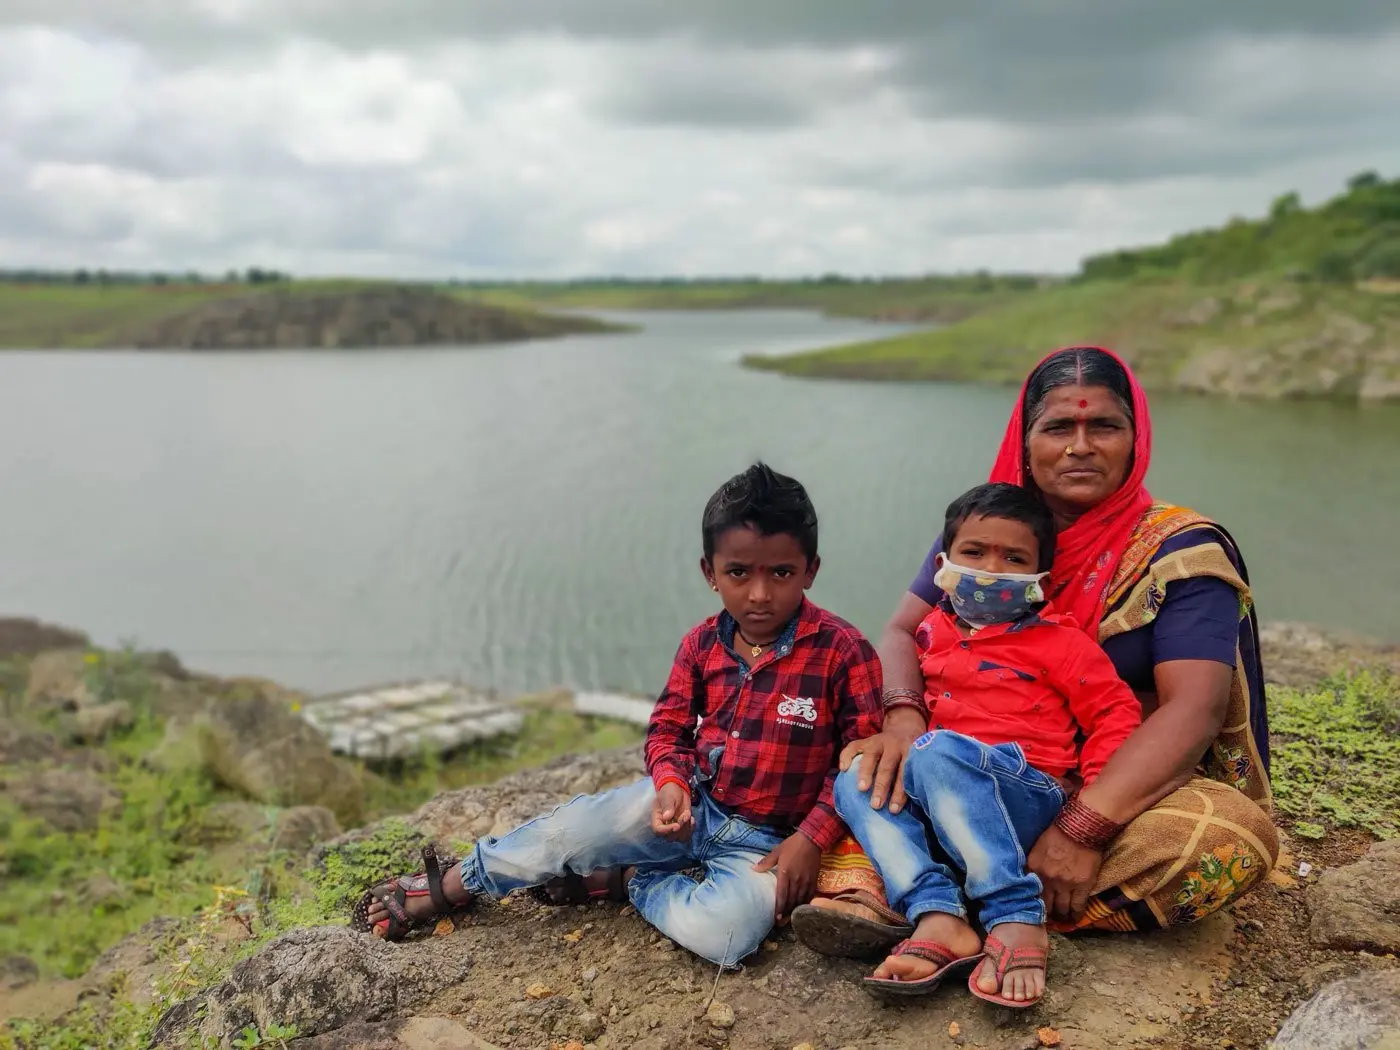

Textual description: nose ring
[1065,445,1075,457]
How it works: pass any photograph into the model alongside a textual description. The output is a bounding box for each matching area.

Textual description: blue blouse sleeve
[1100,527,1243,689]
[908,535,946,607]
[1152,574,1240,667]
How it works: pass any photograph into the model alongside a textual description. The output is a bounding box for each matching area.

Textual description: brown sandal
[791,891,915,959]
[350,843,468,940]
[966,932,1049,1008]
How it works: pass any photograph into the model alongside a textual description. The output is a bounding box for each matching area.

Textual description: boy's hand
[753,832,821,923]
[651,782,694,842]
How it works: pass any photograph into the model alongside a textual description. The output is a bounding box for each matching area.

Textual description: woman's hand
[838,707,926,813]
[1027,824,1104,923]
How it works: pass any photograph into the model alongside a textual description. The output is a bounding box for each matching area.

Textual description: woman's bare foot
[871,913,981,982]
[365,864,471,936]
[974,921,1048,1002]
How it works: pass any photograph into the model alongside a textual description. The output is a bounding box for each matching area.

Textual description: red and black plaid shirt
[645,599,884,850]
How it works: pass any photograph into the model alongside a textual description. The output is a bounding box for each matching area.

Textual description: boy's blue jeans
[457,777,783,966]
[834,729,1067,931]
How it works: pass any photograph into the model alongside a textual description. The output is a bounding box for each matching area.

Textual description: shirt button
[960,641,970,650]
[714,788,724,795]
[731,730,740,738]
[943,692,952,699]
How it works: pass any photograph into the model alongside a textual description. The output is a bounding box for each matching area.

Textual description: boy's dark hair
[702,462,818,563]
[941,482,1055,572]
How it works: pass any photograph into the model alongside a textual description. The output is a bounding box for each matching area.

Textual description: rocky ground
[1,617,1398,1049]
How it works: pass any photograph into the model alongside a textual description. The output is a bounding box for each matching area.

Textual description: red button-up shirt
[645,599,884,850]
[916,604,1141,781]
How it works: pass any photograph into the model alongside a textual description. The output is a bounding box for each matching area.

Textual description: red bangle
[881,688,927,715]
[1054,791,1125,851]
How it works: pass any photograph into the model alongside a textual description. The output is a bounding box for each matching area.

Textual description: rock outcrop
[111,286,616,350]
[7,768,122,833]
[1259,621,1400,688]
[151,927,472,1047]
[0,617,89,659]
[1308,839,1400,954]
[198,681,366,826]
[1269,970,1400,1050]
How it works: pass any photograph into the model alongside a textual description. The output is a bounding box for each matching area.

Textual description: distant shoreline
[0,281,628,351]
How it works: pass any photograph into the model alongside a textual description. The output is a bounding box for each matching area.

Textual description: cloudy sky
[2,2,1399,279]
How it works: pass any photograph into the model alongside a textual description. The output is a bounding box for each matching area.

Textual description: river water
[1,309,1397,695]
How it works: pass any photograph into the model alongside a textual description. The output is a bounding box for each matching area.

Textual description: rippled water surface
[2,309,1397,694]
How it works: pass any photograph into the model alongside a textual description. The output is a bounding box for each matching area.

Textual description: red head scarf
[988,346,1154,635]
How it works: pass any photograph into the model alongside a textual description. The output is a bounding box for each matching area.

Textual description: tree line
[0,267,292,287]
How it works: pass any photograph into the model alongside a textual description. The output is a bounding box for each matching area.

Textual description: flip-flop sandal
[966,932,1049,1009]
[527,867,629,907]
[791,891,914,959]
[350,843,469,941]
[862,938,985,1002]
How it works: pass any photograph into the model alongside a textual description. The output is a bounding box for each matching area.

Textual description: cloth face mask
[933,555,1048,628]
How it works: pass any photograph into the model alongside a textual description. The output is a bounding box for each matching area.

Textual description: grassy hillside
[747,173,1400,401]
[459,273,1048,323]
[1081,171,1400,284]
[0,280,609,350]
[747,277,1400,396]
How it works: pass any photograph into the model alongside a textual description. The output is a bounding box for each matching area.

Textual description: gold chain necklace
[736,630,771,659]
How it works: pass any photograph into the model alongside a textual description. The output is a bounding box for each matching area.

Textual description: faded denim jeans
[458,777,783,966]
[834,729,1066,930]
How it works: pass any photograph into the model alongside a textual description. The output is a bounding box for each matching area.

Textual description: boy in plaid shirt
[358,462,883,967]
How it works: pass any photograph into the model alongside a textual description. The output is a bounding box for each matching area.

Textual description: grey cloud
[2,2,1399,278]
[12,0,1399,49]
[587,44,888,130]
[12,2,1400,118]
[597,76,815,131]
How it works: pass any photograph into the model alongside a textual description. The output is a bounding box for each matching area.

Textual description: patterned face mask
[933,555,1048,628]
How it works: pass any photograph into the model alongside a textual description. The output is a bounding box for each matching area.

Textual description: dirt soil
[273,828,1389,1050]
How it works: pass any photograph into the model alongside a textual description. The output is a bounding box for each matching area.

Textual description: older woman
[794,346,1277,966]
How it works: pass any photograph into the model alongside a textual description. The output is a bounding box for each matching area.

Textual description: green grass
[1269,669,1400,839]
[0,284,241,349]
[454,274,1044,323]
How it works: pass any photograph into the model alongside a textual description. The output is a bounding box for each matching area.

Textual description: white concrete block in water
[298,679,525,760]
[573,690,656,726]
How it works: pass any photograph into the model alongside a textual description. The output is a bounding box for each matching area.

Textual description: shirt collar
[934,600,1058,639]
[718,598,817,659]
